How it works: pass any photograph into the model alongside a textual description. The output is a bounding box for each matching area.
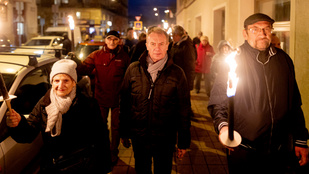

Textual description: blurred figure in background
[169,25,196,91]
[193,31,203,48]
[130,32,147,63]
[271,33,281,49]
[210,40,232,86]
[194,36,215,96]
[62,33,72,55]
[124,27,138,54]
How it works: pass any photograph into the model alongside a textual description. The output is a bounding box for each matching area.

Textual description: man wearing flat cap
[76,30,130,166]
[208,13,309,173]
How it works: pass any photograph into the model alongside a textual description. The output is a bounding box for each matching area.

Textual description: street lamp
[153,7,160,25]
[68,15,74,51]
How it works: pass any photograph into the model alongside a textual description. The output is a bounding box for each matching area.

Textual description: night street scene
[0,0,309,174]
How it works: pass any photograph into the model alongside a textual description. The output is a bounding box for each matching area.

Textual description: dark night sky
[128,0,176,28]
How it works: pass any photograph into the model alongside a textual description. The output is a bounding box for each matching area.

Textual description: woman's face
[52,74,76,97]
[201,40,208,46]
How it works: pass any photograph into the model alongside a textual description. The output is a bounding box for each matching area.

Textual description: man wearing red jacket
[77,30,131,165]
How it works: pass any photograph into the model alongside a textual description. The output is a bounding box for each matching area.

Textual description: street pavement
[110,89,229,174]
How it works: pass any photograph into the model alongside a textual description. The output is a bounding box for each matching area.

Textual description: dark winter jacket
[208,41,308,153]
[119,51,191,149]
[62,37,72,55]
[9,88,112,173]
[77,44,130,107]
[168,36,196,90]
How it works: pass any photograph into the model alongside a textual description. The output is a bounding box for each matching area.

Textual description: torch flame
[68,15,75,30]
[225,51,239,97]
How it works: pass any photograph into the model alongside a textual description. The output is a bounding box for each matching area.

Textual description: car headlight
[78,53,84,60]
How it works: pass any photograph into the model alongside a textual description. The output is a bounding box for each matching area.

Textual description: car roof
[78,41,105,46]
[29,36,63,40]
[0,53,58,74]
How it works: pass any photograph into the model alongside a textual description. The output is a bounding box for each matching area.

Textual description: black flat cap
[244,13,275,28]
[106,30,120,38]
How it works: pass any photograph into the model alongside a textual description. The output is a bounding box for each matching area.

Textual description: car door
[0,63,53,174]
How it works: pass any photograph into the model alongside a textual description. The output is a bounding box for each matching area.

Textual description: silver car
[0,52,59,173]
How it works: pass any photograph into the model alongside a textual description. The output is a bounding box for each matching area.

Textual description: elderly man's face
[146,32,168,62]
[52,74,76,97]
[172,33,181,43]
[243,21,272,51]
[105,36,120,50]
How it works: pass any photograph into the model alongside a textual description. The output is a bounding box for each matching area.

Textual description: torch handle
[5,99,12,114]
[228,96,234,140]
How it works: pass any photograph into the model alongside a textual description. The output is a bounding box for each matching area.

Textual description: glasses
[247,27,273,34]
[107,37,119,42]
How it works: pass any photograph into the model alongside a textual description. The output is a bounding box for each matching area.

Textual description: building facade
[176,0,309,136]
[0,0,38,46]
[37,0,129,40]
[0,0,128,46]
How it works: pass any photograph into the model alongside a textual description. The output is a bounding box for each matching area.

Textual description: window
[62,0,69,4]
[255,0,291,53]
[11,64,52,115]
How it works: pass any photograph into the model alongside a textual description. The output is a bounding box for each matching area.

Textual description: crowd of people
[5,12,309,174]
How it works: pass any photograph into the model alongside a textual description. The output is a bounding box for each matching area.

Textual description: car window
[11,64,53,115]
[76,45,103,60]
[52,38,62,46]
[25,39,51,46]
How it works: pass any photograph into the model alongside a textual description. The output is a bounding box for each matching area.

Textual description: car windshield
[76,45,103,60]
[25,39,51,46]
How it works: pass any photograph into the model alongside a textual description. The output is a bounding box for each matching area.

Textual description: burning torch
[218,51,242,147]
[68,15,75,51]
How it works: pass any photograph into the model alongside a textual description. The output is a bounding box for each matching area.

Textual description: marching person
[6,59,112,173]
[75,30,131,165]
[194,36,215,96]
[208,13,309,173]
[119,27,191,174]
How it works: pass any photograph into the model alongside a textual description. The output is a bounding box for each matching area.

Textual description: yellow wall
[292,0,309,129]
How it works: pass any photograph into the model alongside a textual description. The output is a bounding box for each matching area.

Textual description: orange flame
[225,51,238,97]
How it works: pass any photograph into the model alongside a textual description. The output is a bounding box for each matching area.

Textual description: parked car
[0,52,60,173]
[0,35,11,52]
[13,36,63,56]
[74,41,105,61]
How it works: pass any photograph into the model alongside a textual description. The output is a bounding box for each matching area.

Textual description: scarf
[147,54,168,82]
[45,86,76,137]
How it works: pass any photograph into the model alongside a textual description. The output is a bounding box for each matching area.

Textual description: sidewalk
[111,90,229,174]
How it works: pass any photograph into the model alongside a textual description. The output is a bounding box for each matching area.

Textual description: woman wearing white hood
[6,59,112,173]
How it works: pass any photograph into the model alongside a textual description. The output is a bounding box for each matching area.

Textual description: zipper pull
[148,83,154,99]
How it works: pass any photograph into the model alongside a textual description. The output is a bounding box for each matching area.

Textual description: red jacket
[195,43,215,73]
[78,44,130,107]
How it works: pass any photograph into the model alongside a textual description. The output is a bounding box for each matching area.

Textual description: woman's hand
[6,109,21,127]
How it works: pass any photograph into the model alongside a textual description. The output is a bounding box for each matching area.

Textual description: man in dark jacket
[208,13,309,174]
[168,25,196,90]
[62,33,72,55]
[76,30,130,165]
[119,27,191,174]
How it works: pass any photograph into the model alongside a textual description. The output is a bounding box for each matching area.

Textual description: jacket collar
[102,43,121,55]
[139,50,173,70]
[174,35,188,46]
